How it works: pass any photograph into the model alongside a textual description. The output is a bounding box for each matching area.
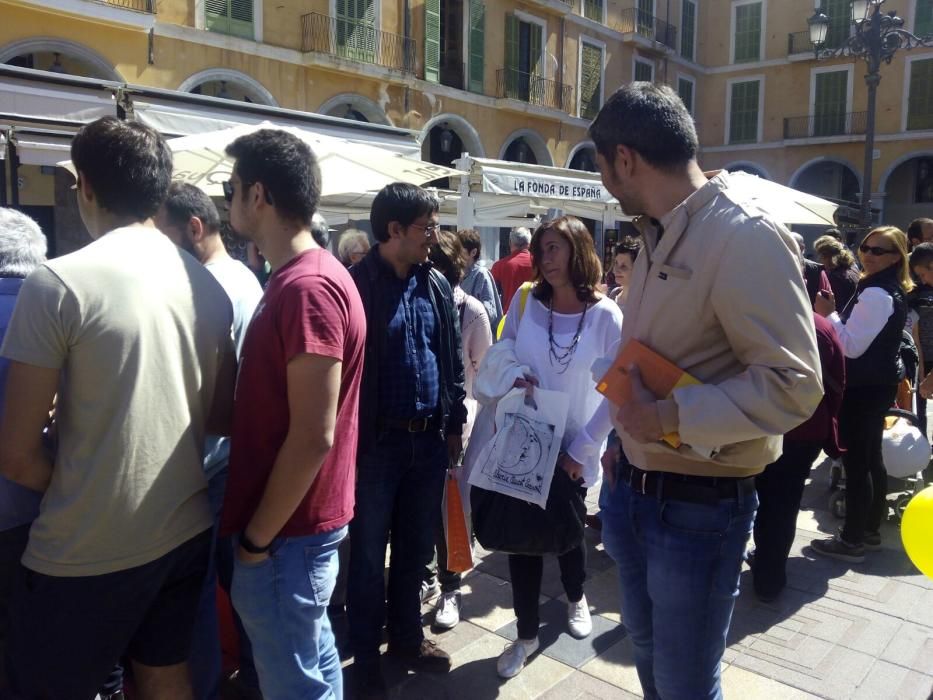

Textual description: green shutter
[733,2,762,63]
[634,60,653,82]
[583,0,603,22]
[814,70,848,136]
[425,0,441,83]
[505,13,519,97]
[206,0,253,39]
[917,0,933,37]
[680,0,696,60]
[678,77,694,113]
[468,0,485,94]
[729,80,760,143]
[529,22,542,77]
[824,0,852,49]
[908,58,933,131]
[637,0,653,35]
[337,0,375,64]
[579,43,602,120]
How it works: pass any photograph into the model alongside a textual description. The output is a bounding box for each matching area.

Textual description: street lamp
[809,0,933,231]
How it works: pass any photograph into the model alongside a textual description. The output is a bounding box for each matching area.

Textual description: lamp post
[808,0,933,232]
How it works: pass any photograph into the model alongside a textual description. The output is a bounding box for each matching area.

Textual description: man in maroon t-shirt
[219,129,366,698]
[491,226,533,312]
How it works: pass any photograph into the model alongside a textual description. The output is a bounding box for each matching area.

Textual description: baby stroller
[829,331,931,522]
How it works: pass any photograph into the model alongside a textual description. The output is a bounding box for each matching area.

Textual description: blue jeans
[231,526,347,700]
[600,469,757,700]
[347,430,447,663]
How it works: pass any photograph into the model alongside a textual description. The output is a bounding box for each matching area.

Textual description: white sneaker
[496,637,540,678]
[567,595,592,639]
[420,577,440,604]
[434,591,461,629]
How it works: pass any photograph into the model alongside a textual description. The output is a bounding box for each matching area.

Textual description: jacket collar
[857,263,901,291]
[363,243,432,282]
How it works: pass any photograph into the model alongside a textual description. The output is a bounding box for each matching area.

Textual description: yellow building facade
[0,0,930,236]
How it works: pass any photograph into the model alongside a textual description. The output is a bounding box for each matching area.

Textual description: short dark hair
[822,227,843,242]
[429,230,467,287]
[162,182,221,233]
[370,183,439,243]
[613,236,642,262]
[71,117,172,219]
[910,242,933,270]
[588,83,698,170]
[457,229,482,258]
[908,218,933,243]
[225,129,321,227]
[530,216,602,304]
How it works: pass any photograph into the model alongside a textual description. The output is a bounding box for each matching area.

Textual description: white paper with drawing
[468,387,569,509]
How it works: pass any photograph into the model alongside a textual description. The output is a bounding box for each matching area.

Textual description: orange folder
[596,340,700,448]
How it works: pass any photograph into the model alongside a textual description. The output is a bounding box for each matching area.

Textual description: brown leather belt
[379,415,441,433]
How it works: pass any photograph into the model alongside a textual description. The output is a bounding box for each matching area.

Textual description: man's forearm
[243,434,331,547]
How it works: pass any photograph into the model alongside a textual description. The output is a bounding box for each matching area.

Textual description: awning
[8,128,76,167]
[0,74,117,125]
[461,157,616,205]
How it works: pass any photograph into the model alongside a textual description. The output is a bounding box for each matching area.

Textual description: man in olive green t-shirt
[0,117,236,700]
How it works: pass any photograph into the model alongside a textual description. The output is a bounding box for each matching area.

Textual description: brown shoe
[386,639,451,672]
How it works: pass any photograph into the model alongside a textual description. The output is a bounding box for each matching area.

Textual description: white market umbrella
[59,121,463,199]
[167,122,463,198]
[720,170,839,227]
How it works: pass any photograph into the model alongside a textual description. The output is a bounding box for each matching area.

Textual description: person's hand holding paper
[616,366,664,444]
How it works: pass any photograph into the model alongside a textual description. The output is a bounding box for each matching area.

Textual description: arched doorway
[880,154,933,226]
[567,146,597,173]
[791,159,861,205]
[499,129,553,167]
[0,38,121,80]
[179,69,277,106]
[421,122,463,189]
[317,93,392,126]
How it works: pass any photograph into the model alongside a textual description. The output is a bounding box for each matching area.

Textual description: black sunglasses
[223,179,273,205]
[859,244,897,256]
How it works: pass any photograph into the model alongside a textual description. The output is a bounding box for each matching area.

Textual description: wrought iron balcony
[496,68,574,113]
[612,8,677,49]
[97,0,153,11]
[300,13,415,74]
[783,111,868,139]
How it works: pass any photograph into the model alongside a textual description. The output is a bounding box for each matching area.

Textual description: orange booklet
[596,340,700,448]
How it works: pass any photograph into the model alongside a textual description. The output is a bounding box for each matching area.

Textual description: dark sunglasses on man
[859,244,897,256]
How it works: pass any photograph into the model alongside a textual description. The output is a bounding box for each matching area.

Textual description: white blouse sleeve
[828,287,894,359]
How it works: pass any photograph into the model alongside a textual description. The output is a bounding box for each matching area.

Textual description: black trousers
[509,544,586,640]
[753,440,823,597]
[840,384,898,545]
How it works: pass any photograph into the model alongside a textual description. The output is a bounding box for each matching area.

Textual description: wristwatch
[239,532,271,554]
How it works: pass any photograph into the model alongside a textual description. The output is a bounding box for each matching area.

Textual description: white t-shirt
[1,226,235,576]
[502,289,624,486]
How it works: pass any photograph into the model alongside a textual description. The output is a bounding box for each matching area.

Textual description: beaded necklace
[547,298,588,374]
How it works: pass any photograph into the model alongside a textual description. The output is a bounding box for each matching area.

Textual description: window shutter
[505,14,519,74]
[579,43,602,120]
[530,23,543,77]
[206,0,231,35]
[733,2,762,63]
[825,0,852,49]
[918,0,933,36]
[814,70,848,136]
[469,0,485,94]
[678,77,694,113]
[680,0,696,60]
[424,0,441,83]
[230,0,252,22]
[729,80,760,144]
[634,60,653,82]
[908,59,933,131]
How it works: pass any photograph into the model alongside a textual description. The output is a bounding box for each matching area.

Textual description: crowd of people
[0,82,930,700]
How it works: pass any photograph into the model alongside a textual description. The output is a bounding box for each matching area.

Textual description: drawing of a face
[497,415,545,476]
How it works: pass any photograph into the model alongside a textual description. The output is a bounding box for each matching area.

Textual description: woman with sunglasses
[494,216,623,678]
[812,226,915,563]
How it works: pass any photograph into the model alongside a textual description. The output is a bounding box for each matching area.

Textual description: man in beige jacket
[591,83,823,700]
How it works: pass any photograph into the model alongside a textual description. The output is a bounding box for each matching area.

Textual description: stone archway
[790,158,862,204]
[317,93,392,126]
[420,113,485,164]
[566,142,597,172]
[879,152,933,226]
[0,37,122,80]
[499,128,553,166]
[178,69,277,106]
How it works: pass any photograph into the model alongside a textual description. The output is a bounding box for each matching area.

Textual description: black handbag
[471,466,586,556]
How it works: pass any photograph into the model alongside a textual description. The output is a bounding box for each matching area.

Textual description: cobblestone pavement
[340,457,933,699]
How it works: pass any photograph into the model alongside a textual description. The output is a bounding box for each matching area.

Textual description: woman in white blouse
[812,226,914,563]
[495,216,623,678]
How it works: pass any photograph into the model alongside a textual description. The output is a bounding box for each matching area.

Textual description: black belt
[618,461,755,506]
[379,415,441,433]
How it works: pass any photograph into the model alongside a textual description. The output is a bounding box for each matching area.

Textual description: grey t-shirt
[1,226,235,576]
[202,256,263,479]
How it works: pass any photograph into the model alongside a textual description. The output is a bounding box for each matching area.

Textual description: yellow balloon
[901,486,933,579]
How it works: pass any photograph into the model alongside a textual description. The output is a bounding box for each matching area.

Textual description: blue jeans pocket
[659,499,731,538]
[303,545,337,607]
